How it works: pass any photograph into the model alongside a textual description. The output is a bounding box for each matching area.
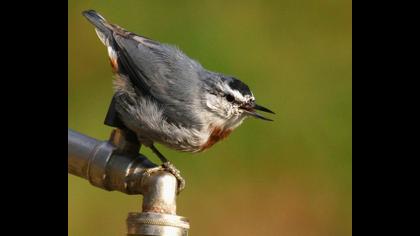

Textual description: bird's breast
[199,126,233,151]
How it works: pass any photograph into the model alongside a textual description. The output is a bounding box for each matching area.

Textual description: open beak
[240,103,275,121]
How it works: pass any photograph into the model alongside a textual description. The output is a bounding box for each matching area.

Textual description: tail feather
[82,10,113,45]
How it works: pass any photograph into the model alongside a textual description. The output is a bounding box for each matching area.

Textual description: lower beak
[241,103,275,121]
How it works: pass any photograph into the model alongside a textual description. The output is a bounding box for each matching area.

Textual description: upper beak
[240,103,275,121]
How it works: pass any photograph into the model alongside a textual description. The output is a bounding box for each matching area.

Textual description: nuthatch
[82,10,274,192]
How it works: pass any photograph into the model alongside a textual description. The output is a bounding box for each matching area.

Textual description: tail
[82,10,113,45]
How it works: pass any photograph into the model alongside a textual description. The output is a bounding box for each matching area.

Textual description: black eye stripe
[225,94,235,102]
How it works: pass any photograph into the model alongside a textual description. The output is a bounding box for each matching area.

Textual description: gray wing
[113,33,205,129]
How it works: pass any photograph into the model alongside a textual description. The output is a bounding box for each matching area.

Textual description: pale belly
[138,125,233,153]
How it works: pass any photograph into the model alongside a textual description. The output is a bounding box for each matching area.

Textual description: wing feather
[113,33,204,129]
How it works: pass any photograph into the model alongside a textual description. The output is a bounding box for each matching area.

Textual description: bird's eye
[225,94,235,102]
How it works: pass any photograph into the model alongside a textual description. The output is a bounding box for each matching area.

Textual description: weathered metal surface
[68,128,190,235]
[127,212,189,236]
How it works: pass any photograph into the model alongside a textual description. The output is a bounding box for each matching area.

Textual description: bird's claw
[143,162,185,194]
[162,162,186,194]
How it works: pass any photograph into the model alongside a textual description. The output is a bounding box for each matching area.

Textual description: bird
[82,10,274,192]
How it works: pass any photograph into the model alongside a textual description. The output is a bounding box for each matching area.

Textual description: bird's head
[202,74,274,129]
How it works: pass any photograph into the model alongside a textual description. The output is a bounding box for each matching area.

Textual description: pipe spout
[68,128,189,235]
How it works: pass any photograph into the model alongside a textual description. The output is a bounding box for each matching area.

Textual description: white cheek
[205,95,233,118]
[232,106,241,116]
[205,96,218,111]
[206,100,215,110]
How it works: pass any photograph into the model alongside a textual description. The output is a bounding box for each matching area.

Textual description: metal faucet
[68,128,190,236]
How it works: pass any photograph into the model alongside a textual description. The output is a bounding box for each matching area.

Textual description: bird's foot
[163,162,185,194]
[143,162,185,194]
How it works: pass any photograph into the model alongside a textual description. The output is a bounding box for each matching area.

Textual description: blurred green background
[68,0,351,235]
